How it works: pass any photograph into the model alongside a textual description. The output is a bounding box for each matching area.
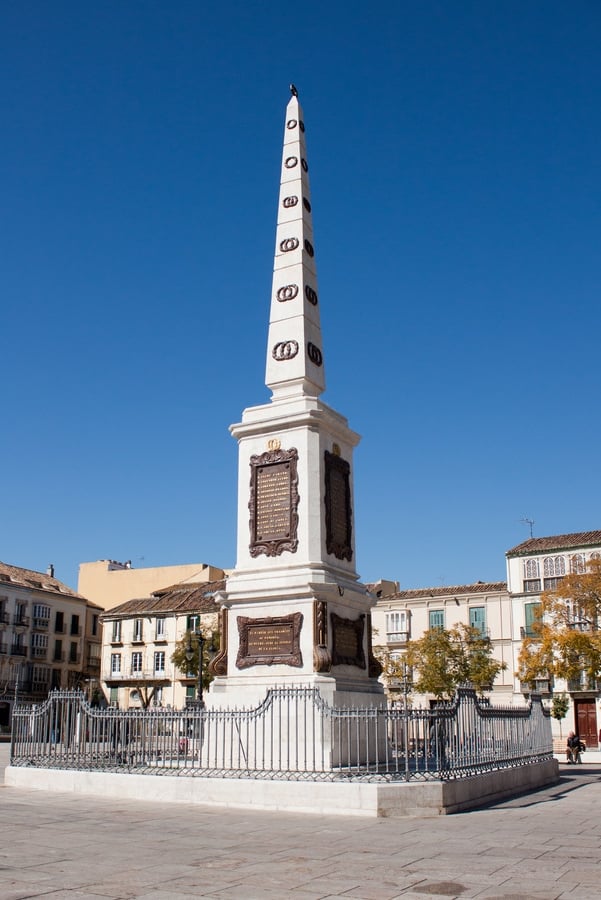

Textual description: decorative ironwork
[249,446,299,557]
[272,340,299,361]
[208,606,228,677]
[284,156,298,168]
[282,195,298,208]
[307,342,323,367]
[303,197,311,212]
[305,285,318,306]
[10,686,553,783]
[324,450,353,561]
[304,239,314,257]
[280,237,299,253]
[236,613,303,669]
[313,600,332,673]
[330,612,366,668]
[276,284,299,302]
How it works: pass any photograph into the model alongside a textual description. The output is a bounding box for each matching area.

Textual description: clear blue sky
[3,1,600,593]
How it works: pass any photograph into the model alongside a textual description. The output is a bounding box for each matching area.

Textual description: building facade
[100,580,223,709]
[506,530,601,748]
[78,559,225,611]
[0,561,100,729]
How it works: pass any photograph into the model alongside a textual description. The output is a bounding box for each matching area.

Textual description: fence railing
[10,686,552,783]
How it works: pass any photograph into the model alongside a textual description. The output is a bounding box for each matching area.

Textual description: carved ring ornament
[283,195,298,208]
[277,284,299,302]
[301,158,308,172]
[284,156,298,168]
[304,239,314,257]
[272,340,299,361]
[299,120,305,132]
[280,237,299,252]
[286,118,297,129]
[307,342,323,367]
[303,197,312,212]
[305,285,318,306]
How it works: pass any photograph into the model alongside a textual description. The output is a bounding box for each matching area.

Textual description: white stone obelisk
[208,89,383,710]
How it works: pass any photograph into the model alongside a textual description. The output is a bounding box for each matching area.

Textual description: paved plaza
[1,744,600,900]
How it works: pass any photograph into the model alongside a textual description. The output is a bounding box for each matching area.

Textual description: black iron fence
[10,686,552,782]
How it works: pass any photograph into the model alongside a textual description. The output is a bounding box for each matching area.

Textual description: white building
[100,580,223,709]
[506,530,601,748]
[0,561,100,729]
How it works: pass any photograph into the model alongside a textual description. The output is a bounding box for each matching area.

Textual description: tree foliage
[171,630,219,691]
[517,557,601,687]
[550,693,570,737]
[404,623,506,700]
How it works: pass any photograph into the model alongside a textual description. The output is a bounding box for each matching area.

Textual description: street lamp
[185,628,217,707]
[400,660,412,781]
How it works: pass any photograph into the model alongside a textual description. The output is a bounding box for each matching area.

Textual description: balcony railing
[0,610,10,625]
[0,641,7,655]
[386,631,410,644]
[33,618,50,630]
[568,676,600,693]
[10,645,27,657]
[105,668,169,682]
[13,615,29,628]
[31,647,49,659]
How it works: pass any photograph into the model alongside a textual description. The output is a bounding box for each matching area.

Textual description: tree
[171,629,219,693]
[518,557,601,688]
[550,693,570,738]
[404,624,506,701]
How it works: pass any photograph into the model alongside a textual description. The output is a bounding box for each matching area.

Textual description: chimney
[47,564,55,578]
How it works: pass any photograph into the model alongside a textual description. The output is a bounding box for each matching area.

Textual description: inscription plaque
[249,448,299,557]
[236,613,303,669]
[324,450,353,561]
[331,612,366,669]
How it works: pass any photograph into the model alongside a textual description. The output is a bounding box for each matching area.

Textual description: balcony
[568,675,600,693]
[53,651,66,662]
[70,626,83,637]
[33,617,50,630]
[386,632,409,644]
[68,653,81,666]
[13,615,29,628]
[105,669,170,684]
[0,610,9,625]
[31,647,48,660]
[10,645,27,657]
[0,641,7,655]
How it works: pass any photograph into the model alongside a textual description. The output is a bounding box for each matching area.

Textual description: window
[570,554,586,575]
[55,611,64,633]
[131,651,143,674]
[544,577,563,591]
[111,653,121,674]
[69,642,78,664]
[543,556,565,577]
[155,618,166,640]
[111,620,122,642]
[31,634,49,657]
[15,604,27,625]
[187,614,200,631]
[91,614,99,636]
[154,651,165,674]
[429,609,445,630]
[469,607,486,637]
[33,604,50,624]
[53,639,63,661]
[524,602,542,638]
[386,611,408,641]
[133,619,144,642]
[524,558,539,579]
[523,579,541,593]
[0,598,7,625]
[70,614,80,636]
[185,685,196,701]
[109,687,119,703]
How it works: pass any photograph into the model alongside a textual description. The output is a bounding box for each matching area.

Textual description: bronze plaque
[324,451,353,561]
[331,612,365,669]
[249,448,299,557]
[236,613,303,669]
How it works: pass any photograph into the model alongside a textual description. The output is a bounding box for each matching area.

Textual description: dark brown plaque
[249,448,299,557]
[331,612,365,669]
[236,613,303,669]
[324,451,353,561]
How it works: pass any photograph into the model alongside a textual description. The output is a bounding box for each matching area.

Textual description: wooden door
[575,699,597,748]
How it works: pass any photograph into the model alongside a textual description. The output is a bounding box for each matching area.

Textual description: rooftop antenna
[520,517,535,538]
